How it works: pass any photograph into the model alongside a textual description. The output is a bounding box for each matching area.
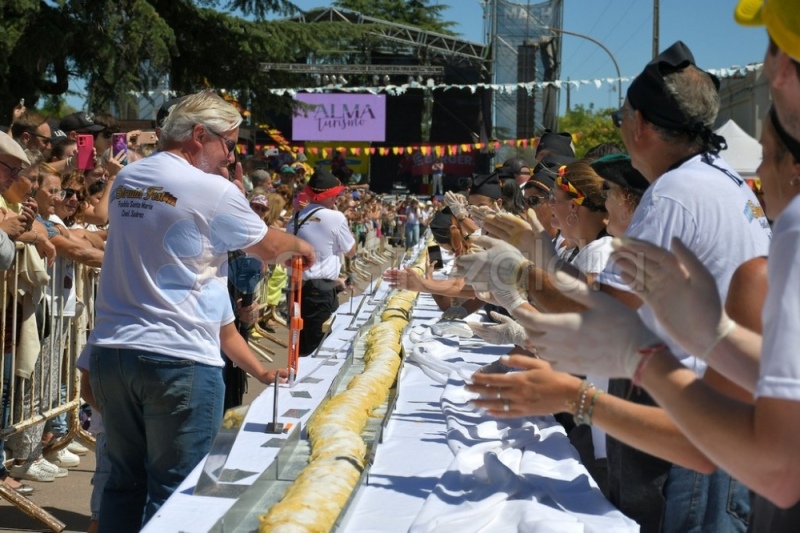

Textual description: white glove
[512,270,664,378]
[470,208,556,269]
[454,235,532,295]
[468,311,528,347]
[611,237,736,360]
[444,191,468,219]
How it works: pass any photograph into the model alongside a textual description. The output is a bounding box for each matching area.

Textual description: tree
[557,104,624,158]
[333,0,455,34]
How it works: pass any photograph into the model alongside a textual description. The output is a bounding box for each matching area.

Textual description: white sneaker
[39,458,69,477]
[67,440,89,456]
[44,448,80,469]
[9,461,56,482]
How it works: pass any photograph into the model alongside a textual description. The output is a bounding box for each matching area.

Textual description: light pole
[545,26,623,109]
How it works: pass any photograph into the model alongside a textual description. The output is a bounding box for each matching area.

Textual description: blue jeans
[405,223,420,249]
[89,346,224,532]
[662,464,749,532]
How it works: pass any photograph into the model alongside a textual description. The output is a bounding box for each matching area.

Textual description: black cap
[308,166,340,191]
[469,173,502,200]
[627,41,720,133]
[429,207,454,244]
[59,112,104,133]
[527,154,575,192]
[157,96,188,128]
[590,154,650,196]
[501,156,530,175]
[537,130,575,158]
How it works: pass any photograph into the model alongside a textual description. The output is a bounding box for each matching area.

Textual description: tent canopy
[715,119,762,177]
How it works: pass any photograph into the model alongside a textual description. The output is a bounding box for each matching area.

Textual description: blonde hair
[561,161,607,212]
[159,90,242,146]
[265,193,286,226]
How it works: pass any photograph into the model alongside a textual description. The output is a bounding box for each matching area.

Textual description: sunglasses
[0,160,24,179]
[28,131,52,144]
[525,194,551,208]
[205,126,237,157]
[60,188,85,201]
[611,110,623,128]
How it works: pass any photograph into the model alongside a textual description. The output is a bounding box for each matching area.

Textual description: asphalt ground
[0,250,397,533]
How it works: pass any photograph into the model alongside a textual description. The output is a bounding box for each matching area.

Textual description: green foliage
[334,0,454,34]
[0,0,457,126]
[557,104,624,158]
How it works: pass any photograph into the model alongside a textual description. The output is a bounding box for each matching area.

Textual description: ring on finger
[502,400,510,412]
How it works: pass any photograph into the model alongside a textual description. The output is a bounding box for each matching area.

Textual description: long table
[145,244,637,532]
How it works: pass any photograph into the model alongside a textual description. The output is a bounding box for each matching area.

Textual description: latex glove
[443,191,468,219]
[512,269,663,378]
[454,235,532,295]
[468,311,528,347]
[382,266,425,292]
[467,356,583,418]
[611,236,735,360]
[470,207,556,269]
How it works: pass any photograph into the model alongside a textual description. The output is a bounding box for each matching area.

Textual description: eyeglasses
[611,110,623,128]
[204,126,237,157]
[60,188,85,201]
[525,194,551,208]
[28,131,52,144]
[0,160,24,180]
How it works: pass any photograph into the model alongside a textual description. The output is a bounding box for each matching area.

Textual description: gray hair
[159,90,242,146]
[651,66,720,150]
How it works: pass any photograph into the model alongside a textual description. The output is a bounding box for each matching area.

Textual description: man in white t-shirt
[85,91,315,533]
[286,167,356,356]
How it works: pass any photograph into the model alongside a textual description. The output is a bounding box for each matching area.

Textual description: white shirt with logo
[286,203,355,282]
[88,152,268,367]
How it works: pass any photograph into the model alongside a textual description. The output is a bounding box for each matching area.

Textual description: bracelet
[516,260,535,292]
[632,342,667,387]
[576,388,604,426]
[572,379,593,422]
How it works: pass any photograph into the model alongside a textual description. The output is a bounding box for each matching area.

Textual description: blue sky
[288,0,768,113]
[68,1,768,115]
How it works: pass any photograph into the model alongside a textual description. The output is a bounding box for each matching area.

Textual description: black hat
[501,156,530,175]
[536,130,575,158]
[526,154,575,192]
[429,207,455,244]
[627,41,721,140]
[59,112,104,133]
[305,166,344,201]
[469,173,502,200]
[590,154,650,196]
[157,96,188,128]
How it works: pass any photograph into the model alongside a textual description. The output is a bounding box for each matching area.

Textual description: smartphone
[111,133,127,159]
[428,244,443,270]
[137,131,158,145]
[294,192,309,211]
[76,134,94,171]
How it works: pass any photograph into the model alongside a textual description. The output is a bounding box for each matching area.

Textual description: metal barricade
[0,247,93,531]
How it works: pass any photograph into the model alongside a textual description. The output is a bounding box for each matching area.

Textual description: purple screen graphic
[292,94,386,142]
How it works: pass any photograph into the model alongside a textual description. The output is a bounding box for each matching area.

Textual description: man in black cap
[286,167,357,356]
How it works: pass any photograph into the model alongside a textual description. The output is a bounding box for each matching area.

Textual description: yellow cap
[735,0,800,61]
